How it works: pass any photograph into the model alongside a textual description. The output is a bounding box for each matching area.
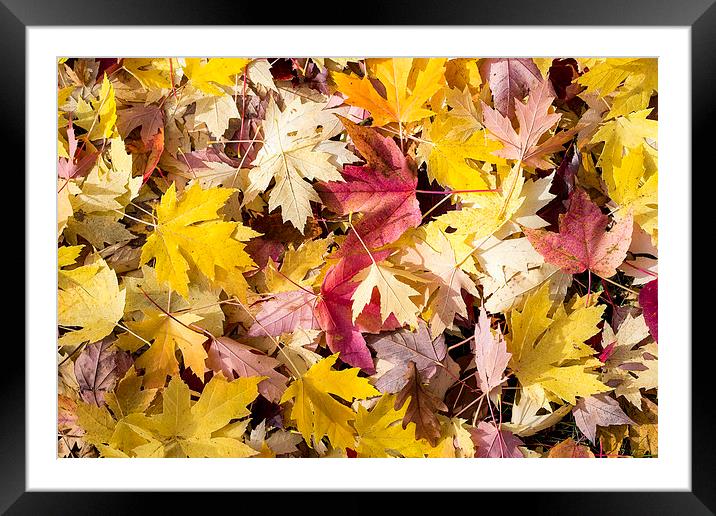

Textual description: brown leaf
[598,424,628,457]
[366,321,446,393]
[394,361,448,446]
[74,339,132,406]
[625,397,658,457]
[479,58,541,119]
[548,437,595,458]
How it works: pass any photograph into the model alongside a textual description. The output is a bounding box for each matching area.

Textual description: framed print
[6,0,710,513]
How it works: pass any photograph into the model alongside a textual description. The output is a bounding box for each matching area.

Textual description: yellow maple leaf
[444,58,482,94]
[604,146,657,242]
[128,310,208,388]
[104,367,158,420]
[591,109,657,176]
[123,58,174,90]
[351,261,423,327]
[140,183,260,300]
[183,58,250,95]
[578,58,657,119]
[432,162,525,242]
[280,354,379,450]
[74,74,118,141]
[80,375,260,458]
[419,113,504,191]
[333,58,446,127]
[354,393,434,457]
[264,237,331,293]
[423,416,476,458]
[507,283,610,405]
[58,245,83,268]
[71,137,141,214]
[58,251,125,350]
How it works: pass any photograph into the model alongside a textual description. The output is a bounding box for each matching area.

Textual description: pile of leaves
[57,57,658,459]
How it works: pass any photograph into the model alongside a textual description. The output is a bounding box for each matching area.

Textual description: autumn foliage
[57,57,658,459]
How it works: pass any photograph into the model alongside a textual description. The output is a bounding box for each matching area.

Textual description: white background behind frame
[27,26,690,491]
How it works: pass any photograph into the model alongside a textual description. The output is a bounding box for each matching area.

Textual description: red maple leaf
[315,251,395,373]
[525,188,633,278]
[315,116,421,258]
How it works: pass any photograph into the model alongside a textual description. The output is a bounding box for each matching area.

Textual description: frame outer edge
[692,2,716,514]
[0,0,27,514]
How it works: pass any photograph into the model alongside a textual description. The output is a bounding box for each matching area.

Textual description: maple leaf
[503,389,572,437]
[639,279,658,342]
[366,321,447,393]
[604,146,657,240]
[625,397,658,457]
[314,249,403,371]
[140,183,260,300]
[277,329,323,378]
[548,437,595,458]
[57,122,100,180]
[183,58,250,96]
[507,283,610,404]
[264,237,331,293]
[479,58,542,119]
[73,74,118,141]
[316,116,421,257]
[280,354,379,449]
[351,260,422,327]
[74,339,132,406]
[58,251,125,350]
[482,78,574,169]
[400,226,480,336]
[600,314,657,407]
[354,393,433,458]
[332,58,446,127]
[116,104,164,145]
[70,137,141,215]
[123,265,225,336]
[127,310,208,388]
[104,367,158,420]
[417,112,504,191]
[577,58,657,119]
[469,421,524,458]
[473,308,511,402]
[81,374,261,457]
[525,188,633,278]
[248,289,320,337]
[123,58,174,90]
[432,162,526,243]
[206,336,289,403]
[573,394,634,444]
[590,109,657,175]
[244,97,355,231]
[194,93,240,137]
[394,361,448,446]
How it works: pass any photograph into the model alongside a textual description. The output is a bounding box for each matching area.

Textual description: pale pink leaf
[469,421,524,458]
[573,393,635,444]
[248,290,320,337]
[473,308,511,401]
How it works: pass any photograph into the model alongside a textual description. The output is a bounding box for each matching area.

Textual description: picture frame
[7,0,707,512]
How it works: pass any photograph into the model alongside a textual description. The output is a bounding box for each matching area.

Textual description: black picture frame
[6,1,707,513]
